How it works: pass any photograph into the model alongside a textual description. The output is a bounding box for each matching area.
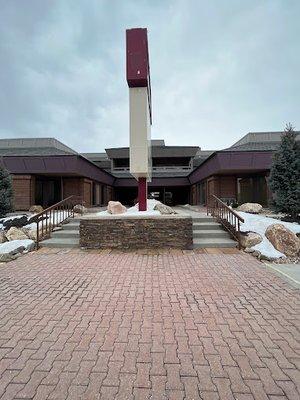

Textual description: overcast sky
[0,0,299,153]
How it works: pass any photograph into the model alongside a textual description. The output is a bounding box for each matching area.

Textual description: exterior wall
[63,178,83,199]
[219,176,237,200]
[61,178,113,207]
[80,216,193,249]
[207,177,220,205]
[205,176,237,205]
[12,175,35,211]
[190,184,197,205]
[83,179,93,207]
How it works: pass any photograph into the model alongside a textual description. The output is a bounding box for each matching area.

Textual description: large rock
[265,223,300,257]
[5,227,28,241]
[0,231,7,244]
[29,205,43,214]
[0,239,35,262]
[107,201,127,215]
[73,204,87,215]
[154,203,177,215]
[22,227,37,241]
[237,203,263,214]
[2,215,29,230]
[240,232,263,248]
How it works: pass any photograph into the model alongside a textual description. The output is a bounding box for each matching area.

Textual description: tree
[0,165,13,217]
[269,123,300,219]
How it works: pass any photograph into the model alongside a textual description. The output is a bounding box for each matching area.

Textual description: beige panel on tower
[129,87,151,180]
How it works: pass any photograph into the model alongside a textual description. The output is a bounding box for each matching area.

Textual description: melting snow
[238,211,300,259]
[97,199,161,217]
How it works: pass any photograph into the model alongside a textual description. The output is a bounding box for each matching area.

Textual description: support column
[138,177,147,211]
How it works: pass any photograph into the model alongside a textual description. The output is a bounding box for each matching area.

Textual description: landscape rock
[5,227,29,241]
[240,232,263,248]
[22,227,37,241]
[2,215,29,230]
[244,247,255,253]
[265,223,300,257]
[237,203,263,214]
[73,204,87,215]
[0,239,35,262]
[107,201,127,215]
[29,205,43,214]
[154,203,177,215]
[252,250,261,258]
[0,231,7,244]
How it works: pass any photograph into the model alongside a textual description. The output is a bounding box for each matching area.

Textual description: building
[83,139,202,205]
[1,132,299,210]
[190,131,300,206]
[0,138,114,210]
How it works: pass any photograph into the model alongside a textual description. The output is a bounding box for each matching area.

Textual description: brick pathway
[0,249,299,400]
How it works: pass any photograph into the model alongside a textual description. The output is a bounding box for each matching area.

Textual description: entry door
[35,179,61,208]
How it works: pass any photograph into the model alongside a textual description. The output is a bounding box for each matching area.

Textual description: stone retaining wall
[80,215,193,249]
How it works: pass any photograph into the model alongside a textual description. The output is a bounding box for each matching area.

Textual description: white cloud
[0,0,299,152]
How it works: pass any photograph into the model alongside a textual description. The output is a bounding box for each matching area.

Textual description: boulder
[22,227,37,241]
[29,205,43,214]
[252,250,261,258]
[154,203,177,215]
[73,204,87,215]
[0,239,35,262]
[244,247,255,253]
[0,231,7,244]
[107,201,127,215]
[237,203,263,214]
[5,227,28,241]
[265,223,300,257]
[240,232,263,248]
[2,215,29,230]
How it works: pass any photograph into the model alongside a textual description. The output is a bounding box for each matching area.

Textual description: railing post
[237,219,241,250]
[36,220,39,249]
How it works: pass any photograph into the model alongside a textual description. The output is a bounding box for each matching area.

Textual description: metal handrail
[35,195,83,249]
[207,194,244,249]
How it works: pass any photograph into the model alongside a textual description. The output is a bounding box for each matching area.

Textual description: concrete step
[192,217,215,223]
[63,222,80,230]
[193,222,223,230]
[193,237,237,248]
[193,230,229,239]
[52,230,79,239]
[40,237,80,248]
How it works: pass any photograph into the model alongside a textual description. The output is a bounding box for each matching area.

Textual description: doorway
[35,177,62,208]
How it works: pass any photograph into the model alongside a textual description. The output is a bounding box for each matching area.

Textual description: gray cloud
[0,0,299,152]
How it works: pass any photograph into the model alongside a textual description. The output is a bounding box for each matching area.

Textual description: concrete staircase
[192,216,237,249]
[40,219,80,249]
[40,215,236,250]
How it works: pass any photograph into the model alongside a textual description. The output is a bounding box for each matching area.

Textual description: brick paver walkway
[0,249,299,400]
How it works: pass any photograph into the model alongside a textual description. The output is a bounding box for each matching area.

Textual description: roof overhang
[1,155,115,186]
[189,151,273,184]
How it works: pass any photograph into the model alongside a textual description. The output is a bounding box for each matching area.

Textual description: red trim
[138,177,147,211]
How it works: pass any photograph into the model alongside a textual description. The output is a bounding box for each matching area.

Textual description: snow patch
[238,212,300,259]
[97,199,161,217]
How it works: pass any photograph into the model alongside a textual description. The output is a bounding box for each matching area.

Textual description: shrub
[0,165,13,217]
